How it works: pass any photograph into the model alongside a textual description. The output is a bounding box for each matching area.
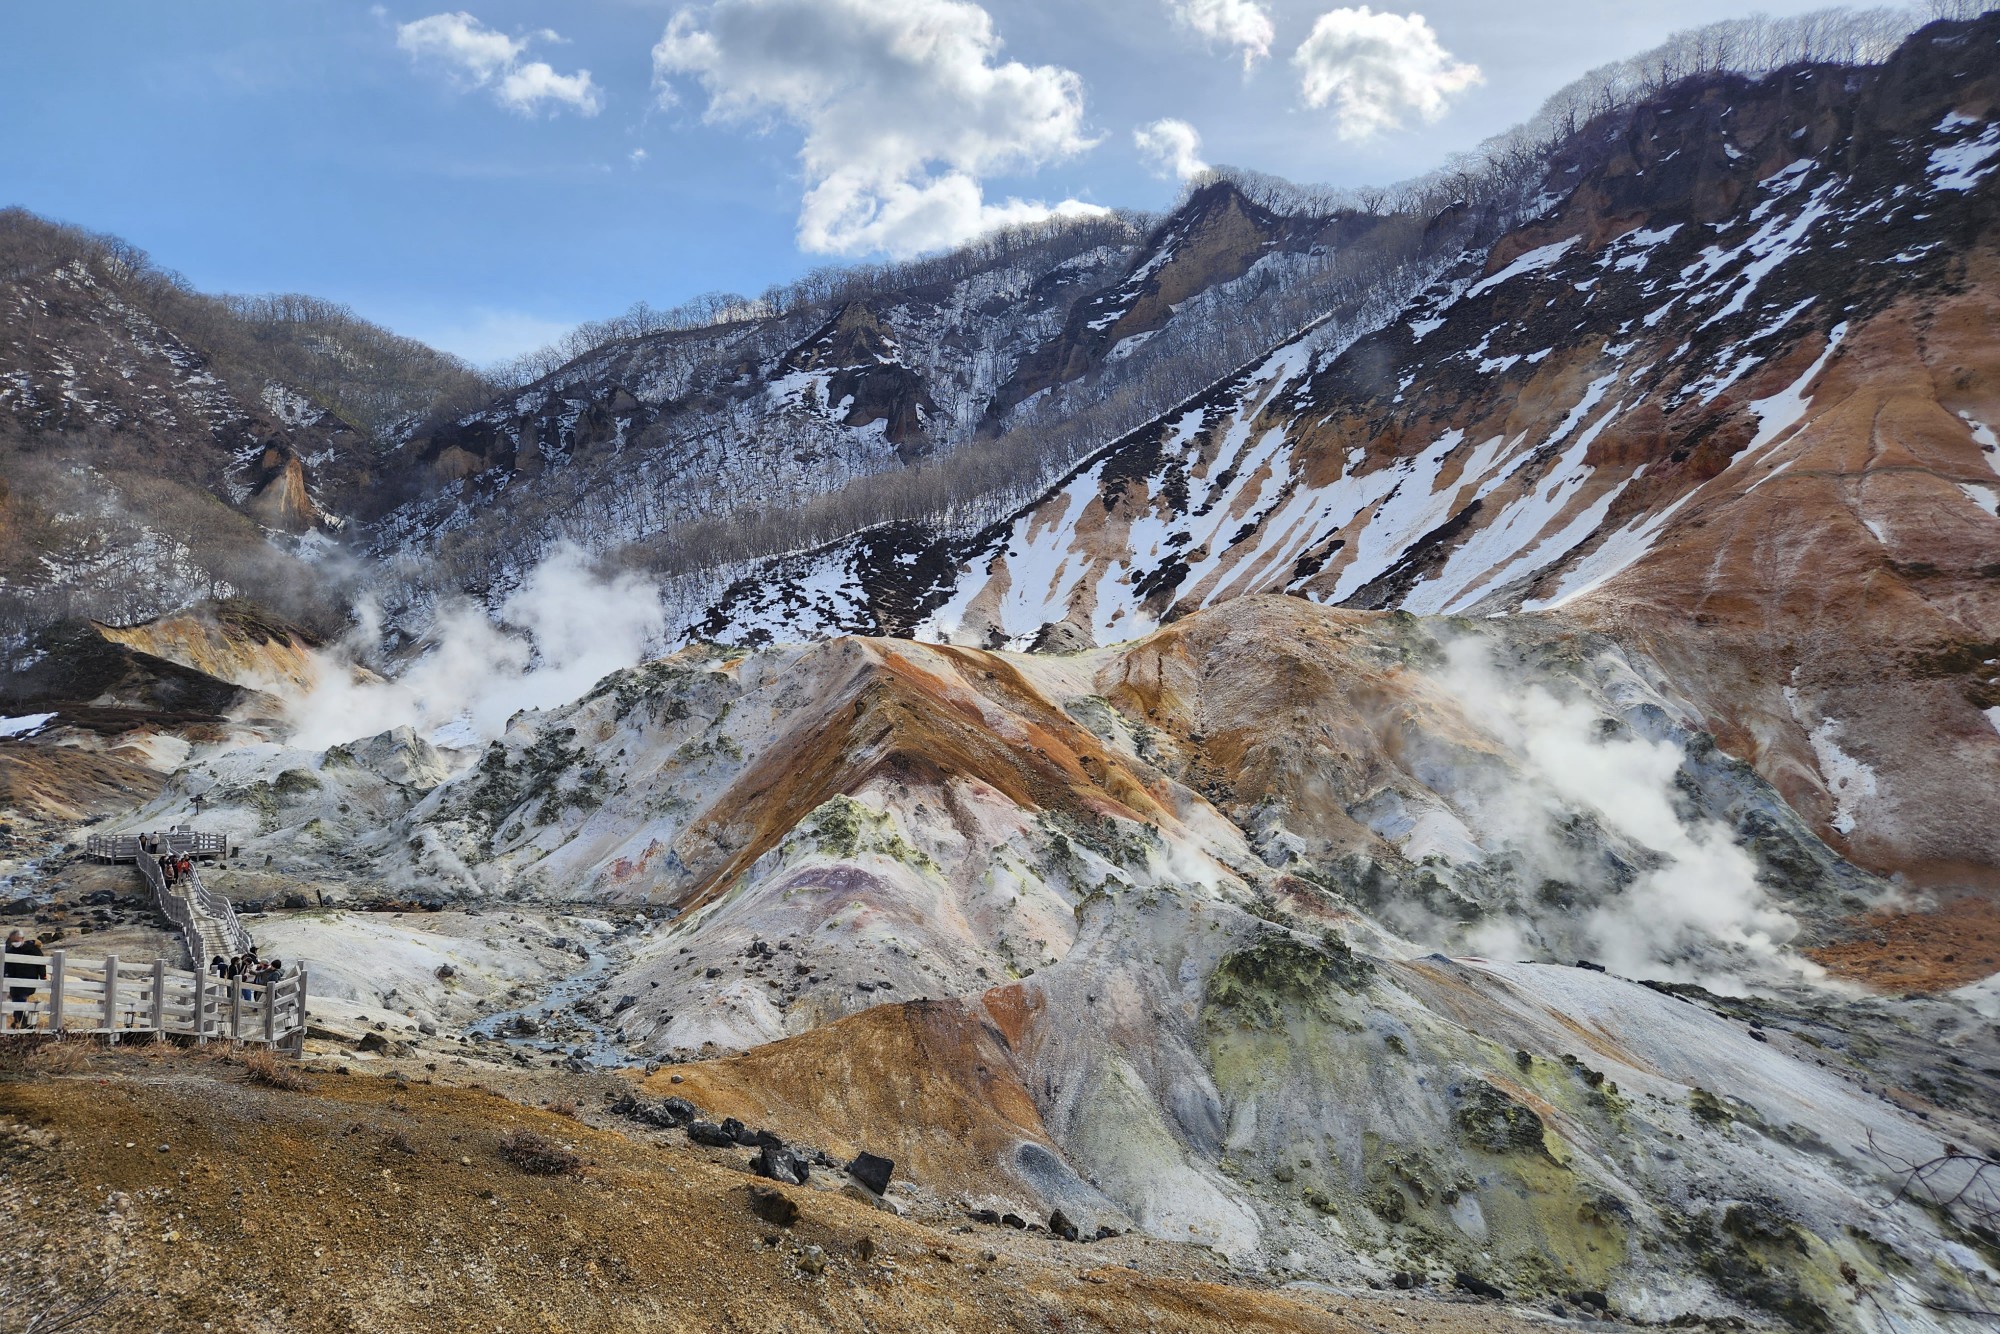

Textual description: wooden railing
[86,828,230,863]
[134,847,251,973]
[3,950,306,1050]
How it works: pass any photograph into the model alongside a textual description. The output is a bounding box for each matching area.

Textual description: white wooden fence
[3,950,306,1050]
[86,829,231,862]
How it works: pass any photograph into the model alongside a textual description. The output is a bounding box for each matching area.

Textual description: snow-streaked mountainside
[357,187,1480,612]
[698,21,2000,891]
[704,35,1999,642]
[0,210,493,633]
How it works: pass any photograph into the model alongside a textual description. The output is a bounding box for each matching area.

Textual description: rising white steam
[285,544,665,752]
[1440,639,1812,987]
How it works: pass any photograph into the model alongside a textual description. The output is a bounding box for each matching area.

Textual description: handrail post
[48,951,64,1034]
[263,982,276,1044]
[102,954,119,1041]
[293,967,308,1055]
[194,971,209,1042]
[150,958,166,1037]
[230,976,242,1041]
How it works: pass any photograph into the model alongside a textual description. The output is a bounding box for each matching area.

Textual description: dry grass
[240,1047,311,1092]
[25,1041,93,1074]
[497,1128,581,1176]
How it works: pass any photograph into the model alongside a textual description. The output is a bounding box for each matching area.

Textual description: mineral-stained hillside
[699,15,2000,891]
[109,597,2000,1327]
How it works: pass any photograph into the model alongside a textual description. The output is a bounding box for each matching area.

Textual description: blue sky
[3,0,1859,365]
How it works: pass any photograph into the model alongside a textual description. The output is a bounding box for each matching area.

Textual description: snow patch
[1466,238,1580,299]
[0,713,57,739]
[1929,117,2000,191]
[1787,691,1878,836]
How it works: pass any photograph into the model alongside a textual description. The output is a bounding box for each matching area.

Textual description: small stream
[463,936,634,1067]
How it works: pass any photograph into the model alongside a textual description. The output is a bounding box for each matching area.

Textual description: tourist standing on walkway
[5,929,46,1029]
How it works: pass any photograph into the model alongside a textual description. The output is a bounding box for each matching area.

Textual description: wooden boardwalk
[88,827,250,974]
[1,826,305,1050]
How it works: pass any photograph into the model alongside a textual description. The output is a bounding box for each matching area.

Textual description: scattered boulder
[752,1142,812,1187]
[1454,1079,1549,1155]
[1048,1209,1080,1242]
[721,1117,759,1147]
[746,1185,799,1227]
[685,1121,737,1148]
[611,995,637,1015]
[1455,1272,1506,1300]
[355,1032,390,1054]
[847,1150,895,1196]
[608,1092,697,1130]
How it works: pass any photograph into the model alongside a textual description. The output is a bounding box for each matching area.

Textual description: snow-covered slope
[696,19,2000,889]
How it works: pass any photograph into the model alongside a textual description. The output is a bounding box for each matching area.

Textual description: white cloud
[652,0,1105,256]
[396,11,604,117]
[1164,0,1275,69]
[629,147,648,165]
[1134,118,1208,180]
[1292,6,1480,140]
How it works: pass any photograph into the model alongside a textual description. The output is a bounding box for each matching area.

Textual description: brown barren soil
[1806,894,2000,993]
[0,1043,1564,1334]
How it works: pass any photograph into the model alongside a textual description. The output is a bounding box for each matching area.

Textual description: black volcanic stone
[847,1151,894,1196]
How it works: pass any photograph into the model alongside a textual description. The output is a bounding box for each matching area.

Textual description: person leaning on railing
[5,929,46,1029]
